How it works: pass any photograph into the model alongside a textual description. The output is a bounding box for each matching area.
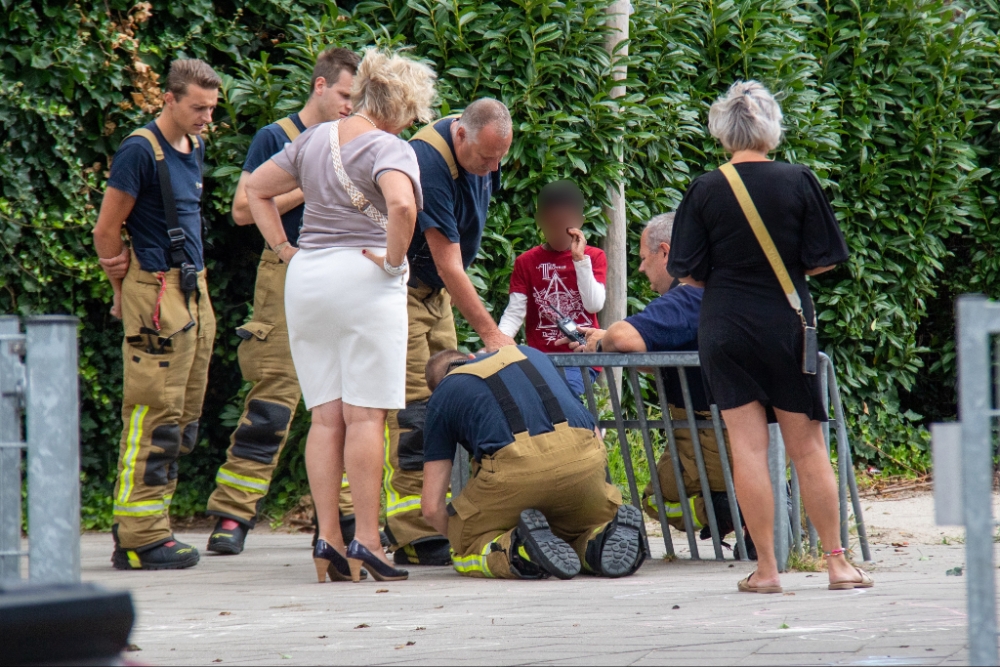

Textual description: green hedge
[1,0,998,527]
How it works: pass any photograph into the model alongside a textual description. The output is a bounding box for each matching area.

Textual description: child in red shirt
[498,180,606,394]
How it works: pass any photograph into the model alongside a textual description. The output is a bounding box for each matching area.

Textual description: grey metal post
[677,369,723,559]
[956,296,999,666]
[653,369,698,558]
[710,404,747,560]
[789,464,802,556]
[626,368,673,557]
[0,316,24,582]
[451,450,470,494]
[26,316,81,584]
[768,424,789,572]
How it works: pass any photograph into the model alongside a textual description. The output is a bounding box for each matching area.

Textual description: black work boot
[112,529,200,571]
[392,537,452,566]
[586,504,646,577]
[509,509,580,580]
[206,519,249,555]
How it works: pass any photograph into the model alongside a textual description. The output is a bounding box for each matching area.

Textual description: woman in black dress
[668,81,873,593]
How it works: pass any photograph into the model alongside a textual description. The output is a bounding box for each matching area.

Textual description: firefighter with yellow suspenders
[384,100,517,566]
[203,48,362,555]
[94,60,221,570]
[420,346,646,580]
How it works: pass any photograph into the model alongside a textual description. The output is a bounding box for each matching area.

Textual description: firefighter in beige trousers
[385,101,516,565]
[94,59,222,570]
[420,346,646,579]
[204,48,361,554]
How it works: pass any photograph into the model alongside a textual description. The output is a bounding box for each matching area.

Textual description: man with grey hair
[384,98,515,565]
[558,212,754,558]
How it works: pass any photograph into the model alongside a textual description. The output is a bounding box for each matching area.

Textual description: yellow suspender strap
[718,163,803,317]
[128,128,164,161]
[275,117,301,142]
[410,114,462,180]
[126,129,201,160]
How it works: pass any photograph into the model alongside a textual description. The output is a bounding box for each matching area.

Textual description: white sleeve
[574,256,606,313]
[498,292,528,338]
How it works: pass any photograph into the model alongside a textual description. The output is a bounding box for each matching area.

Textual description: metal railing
[0,315,81,584]
[541,350,871,567]
[932,295,998,667]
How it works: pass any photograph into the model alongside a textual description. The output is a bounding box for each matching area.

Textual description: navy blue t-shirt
[624,283,710,411]
[242,113,307,245]
[424,346,596,463]
[107,121,205,272]
[407,117,501,289]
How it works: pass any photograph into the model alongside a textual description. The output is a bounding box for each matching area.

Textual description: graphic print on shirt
[533,262,588,345]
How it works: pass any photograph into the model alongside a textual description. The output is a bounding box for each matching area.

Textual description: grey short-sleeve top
[271,122,423,249]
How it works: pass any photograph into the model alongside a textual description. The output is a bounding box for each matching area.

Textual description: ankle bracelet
[824,547,846,558]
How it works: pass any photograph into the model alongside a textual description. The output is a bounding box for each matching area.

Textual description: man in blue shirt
[204,48,360,556]
[562,213,751,556]
[385,99,516,566]
[419,346,645,580]
[93,59,221,570]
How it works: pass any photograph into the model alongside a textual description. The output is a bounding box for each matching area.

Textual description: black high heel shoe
[313,539,356,582]
[346,539,409,582]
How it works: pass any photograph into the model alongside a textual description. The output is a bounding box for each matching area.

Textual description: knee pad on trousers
[144,423,181,487]
[181,421,199,455]
[397,401,428,472]
[231,399,292,465]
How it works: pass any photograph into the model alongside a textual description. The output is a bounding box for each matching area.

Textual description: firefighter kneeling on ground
[420,345,646,580]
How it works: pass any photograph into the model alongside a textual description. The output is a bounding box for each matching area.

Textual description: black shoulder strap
[515,360,567,425]
[481,374,527,435]
[127,128,193,267]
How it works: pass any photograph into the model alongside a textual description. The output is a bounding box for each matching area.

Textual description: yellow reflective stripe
[118,405,149,506]
[452,539,494,577]
[664,497,703,530]
[164,495,173,507]
[126,550,143,568]
[386,496,421,517]
[114,499,166,516]
[216,469,269,494]
[341,473,349,489]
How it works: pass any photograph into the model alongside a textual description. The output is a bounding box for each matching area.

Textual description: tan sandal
[738,571,783,594]
[828,566,874,590]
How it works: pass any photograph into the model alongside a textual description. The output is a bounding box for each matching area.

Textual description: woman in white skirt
[246,48,437,582]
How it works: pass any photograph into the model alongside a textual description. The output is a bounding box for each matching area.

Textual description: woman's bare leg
[722,401,780,588]
[774,407,863,585]
[306,399,346,551]
[343,403,392,566]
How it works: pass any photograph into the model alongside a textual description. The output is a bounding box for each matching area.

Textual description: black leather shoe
[313,538,364,582]
[112,538,200,570]
[346,540,408,582]
[392,537,452,566]
[511,509,580,580]
[206,519,249,555]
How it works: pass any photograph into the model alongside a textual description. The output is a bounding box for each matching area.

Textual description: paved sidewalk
[81,517,980,666]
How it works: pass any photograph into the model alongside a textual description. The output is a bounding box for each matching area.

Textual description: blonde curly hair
[351,48,438,129]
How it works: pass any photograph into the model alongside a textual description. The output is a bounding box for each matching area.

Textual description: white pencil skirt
[284,246,408,410]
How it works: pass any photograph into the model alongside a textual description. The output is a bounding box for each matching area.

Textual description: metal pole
[0,316,24,582]
[956,296,999,666]
[711,404,747,560]
[790,464,802,557]
[627,368,673,557]
[654,369,698,558]
[677,369,723,559]
[26,315,80,584]
[768,424,789,572]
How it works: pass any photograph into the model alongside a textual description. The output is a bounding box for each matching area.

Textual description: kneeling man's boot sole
[517,509,581,580]
[598,505,644,578]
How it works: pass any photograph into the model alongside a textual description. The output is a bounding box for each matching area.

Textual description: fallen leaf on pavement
[318,635,327,639]
[126,645,141,652]
[355,623,370,629]
[219,611,231,616]
[671,605,680,610]
[376,589,389,593]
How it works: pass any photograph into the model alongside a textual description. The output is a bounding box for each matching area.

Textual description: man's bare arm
[231,170,305,226]
[425,228,515,351]
[93,187,136,318]
[421,459,453,536]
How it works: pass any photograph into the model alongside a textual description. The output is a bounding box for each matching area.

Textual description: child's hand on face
[567,228,587,262]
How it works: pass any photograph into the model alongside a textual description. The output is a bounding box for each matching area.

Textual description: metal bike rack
[545,351,871,568]
[0,315,81,584]
[932,295,999,666]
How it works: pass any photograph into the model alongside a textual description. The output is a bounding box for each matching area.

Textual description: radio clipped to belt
[128,128,202,343]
